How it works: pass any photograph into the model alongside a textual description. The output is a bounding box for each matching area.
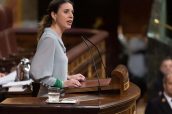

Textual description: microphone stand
[81,36,101,95]
[81,36,109,78]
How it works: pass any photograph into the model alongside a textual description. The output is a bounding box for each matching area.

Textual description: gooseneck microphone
[81,36,101,95]
[81,36,108,78]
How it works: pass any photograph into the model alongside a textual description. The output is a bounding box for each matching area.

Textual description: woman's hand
[68,73,86,82]
[63,79,81,88]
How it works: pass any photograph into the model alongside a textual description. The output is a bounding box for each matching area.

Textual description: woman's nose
[69,12,74,18]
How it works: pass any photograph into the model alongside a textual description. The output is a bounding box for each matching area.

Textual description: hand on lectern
[64,79,82,88]
[68,74,86,82]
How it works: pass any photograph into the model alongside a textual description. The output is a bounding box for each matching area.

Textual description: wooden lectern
[65,64,130,95]
[0,65,140,114]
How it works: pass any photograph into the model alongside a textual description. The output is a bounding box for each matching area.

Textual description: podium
[65,64,130,95]
[0,65,140,114]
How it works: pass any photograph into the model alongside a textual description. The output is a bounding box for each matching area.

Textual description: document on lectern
[8,86,27,92]
[2,79,33,87]
[0,71,16,85]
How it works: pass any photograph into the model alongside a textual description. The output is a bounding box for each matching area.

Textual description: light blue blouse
[30,28,68,88]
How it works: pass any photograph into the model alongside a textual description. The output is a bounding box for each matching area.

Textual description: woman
[30,0,85,96]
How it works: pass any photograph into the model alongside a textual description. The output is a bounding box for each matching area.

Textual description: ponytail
[37,0,73,41]
[37,15,52,41]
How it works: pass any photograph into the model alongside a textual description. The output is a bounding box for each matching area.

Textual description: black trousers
[130,74,147,98]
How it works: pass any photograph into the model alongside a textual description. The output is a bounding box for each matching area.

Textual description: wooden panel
[119,0,153,34]
[0,83,140,114]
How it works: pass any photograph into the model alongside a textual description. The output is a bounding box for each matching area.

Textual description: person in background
[0,72,5,77]
[127,37,148,98]
[153,57,172,97]
[117,25,128,65]
[145,73,172,114]
[159,57,172,78]
[30,0,85,96]
[117,25,148,98]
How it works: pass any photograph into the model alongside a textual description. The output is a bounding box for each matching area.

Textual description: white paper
[60,98,77,103]
[8,86,26,92]
[0,71,16,85]
[46,98,77,104]
[2,79,33,87]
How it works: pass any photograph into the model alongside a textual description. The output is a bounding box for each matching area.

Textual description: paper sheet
[0,71,16,85]
[8,86,27,92]
[2,79,33,87]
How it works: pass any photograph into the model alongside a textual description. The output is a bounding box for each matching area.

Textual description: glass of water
[48,87,61,102]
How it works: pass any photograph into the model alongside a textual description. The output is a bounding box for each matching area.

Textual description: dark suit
[145,94,172,114]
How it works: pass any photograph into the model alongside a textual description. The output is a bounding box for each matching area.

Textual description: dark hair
[160,56,172,65]
[37,0,73,40]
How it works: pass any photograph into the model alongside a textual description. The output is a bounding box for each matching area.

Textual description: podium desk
[0,83,140,114]
[0,86,32,100]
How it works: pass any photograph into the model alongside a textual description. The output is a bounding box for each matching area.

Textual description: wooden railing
[14,28,109,79]
[65,29,109,79]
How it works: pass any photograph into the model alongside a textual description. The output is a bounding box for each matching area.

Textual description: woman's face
[53,2,74,31]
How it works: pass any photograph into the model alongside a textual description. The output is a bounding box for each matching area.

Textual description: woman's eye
[64,9,74,14]
[64,10,69,13]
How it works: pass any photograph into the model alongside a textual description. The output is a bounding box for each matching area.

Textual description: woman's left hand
[68,73,86,82]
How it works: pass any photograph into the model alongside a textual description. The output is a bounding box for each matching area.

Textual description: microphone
[81,36,108,78]
[81,36,101,95]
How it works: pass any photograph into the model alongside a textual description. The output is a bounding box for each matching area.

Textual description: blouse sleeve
[30,37,56,83]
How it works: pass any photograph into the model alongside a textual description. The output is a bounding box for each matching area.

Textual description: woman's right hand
[68,74,85,82]
[63,79,81,88]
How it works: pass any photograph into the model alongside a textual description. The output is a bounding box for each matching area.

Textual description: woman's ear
[51,12,56,22]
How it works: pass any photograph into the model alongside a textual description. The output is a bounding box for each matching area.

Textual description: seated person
[145,73,172,114]
[154,56,172,97]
